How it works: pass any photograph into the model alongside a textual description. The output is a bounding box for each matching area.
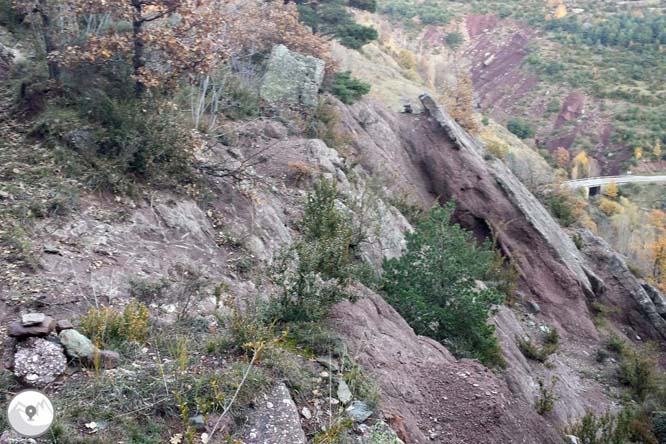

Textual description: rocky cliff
[2,52,666,440]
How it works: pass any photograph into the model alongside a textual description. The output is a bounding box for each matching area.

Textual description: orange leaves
[554,147,570,169]
[23,0,331,93]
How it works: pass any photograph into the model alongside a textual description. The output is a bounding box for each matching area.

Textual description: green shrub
[548,191,579,227]
[546,99,561,114]
[445,32,464,49]
[37,95,195,194]
[517,336,557,363]
[545,326,560,346]
[337,23,379,49]
[652,411,666,444]
[566,408,657,444]
[620,348,657,402]
[79,300,150,348]
[329,72,371,105]
[606,333,627,355]
[381,202,506,368]
[268,179,357,322]
[297,0,377,49]
[507,118,536,139]
[535,377,558,415]
[305,98,348,148]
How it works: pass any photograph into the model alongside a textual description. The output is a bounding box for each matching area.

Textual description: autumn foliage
[440,69,478,133]
[649,210,666,291]
[13,0,331,94]
[554,147,570,168]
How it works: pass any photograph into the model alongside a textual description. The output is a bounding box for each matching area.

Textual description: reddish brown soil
[463,14,632,175]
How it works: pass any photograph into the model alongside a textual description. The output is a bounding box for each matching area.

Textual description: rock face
[338,94,602,340]
[577,229,666,340]
[416,94,601,338]
[330,286,563,444]
[260,45,325,108]
[13,337,67,386]
[240,383,306,444]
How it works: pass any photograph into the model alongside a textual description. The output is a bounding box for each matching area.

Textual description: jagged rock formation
[260,44,325,108]
[336,94,621,425]
[339,94,601,341]
[577,229,666,341]
[4,67,666,440]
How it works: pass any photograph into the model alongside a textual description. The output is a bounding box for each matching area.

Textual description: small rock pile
[4,313,120,387]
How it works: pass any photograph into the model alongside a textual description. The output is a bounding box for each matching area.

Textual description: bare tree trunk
[36,0,60,80]
[132,1,145,97]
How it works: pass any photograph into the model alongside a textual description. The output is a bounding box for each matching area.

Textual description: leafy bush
[567,408,657,444]
[268,179,357,322]
[305,98,348,148]
[296,0,378,49]
[620,348,657,402]
[507,118,536,139]
[80,300,150,348]
[548,188,588,227]
[36,95,195,194]
[329,72,371,105]
[338,23,379,49]
[535,377,558,415]
[652,411,666,444]
[445,32,464,49]
[485,138,509,160]
[379,0,453,27]
[517,334,557,363]
[606,334,627,355]
[381,202,506,368]
[599,198,624,216]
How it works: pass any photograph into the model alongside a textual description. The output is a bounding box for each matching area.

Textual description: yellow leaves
[571,151,591,179]
[650,210,666,232]
[635,147,643,160]
[602,182,619,199]
[554,4,567,19]
[101,49,112,58]
[654,139,662,159]
[599,198,624,216]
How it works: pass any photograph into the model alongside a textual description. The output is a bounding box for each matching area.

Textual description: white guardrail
[562,175,666,189]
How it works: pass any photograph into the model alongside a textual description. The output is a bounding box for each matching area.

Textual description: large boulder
[59,329,97,359]
[260,45,325,108]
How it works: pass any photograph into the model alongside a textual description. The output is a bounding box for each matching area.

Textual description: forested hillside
[371,0,666,176]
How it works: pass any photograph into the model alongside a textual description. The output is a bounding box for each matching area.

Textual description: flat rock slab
[8,317,56,338]
[55,319,74,333]
[240,383,306,444]
[21,313,45,326]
